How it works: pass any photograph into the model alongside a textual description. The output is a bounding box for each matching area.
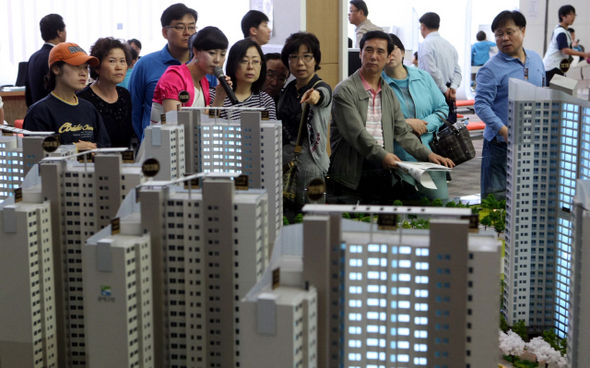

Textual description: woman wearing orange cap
[23,42,111,149]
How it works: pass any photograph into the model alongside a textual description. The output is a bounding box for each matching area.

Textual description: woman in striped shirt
[210,39,276,120]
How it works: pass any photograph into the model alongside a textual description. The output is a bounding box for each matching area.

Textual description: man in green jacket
[330,30,454,204]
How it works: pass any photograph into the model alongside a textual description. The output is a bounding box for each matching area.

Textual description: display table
[0,90,27,125]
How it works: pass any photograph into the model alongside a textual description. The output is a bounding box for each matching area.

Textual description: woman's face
[234,46,262,86]
[97,48,128,84]
[196,48,227,75]
[288,44,316,83]
[385,45,404,72]
[55,62,89,92]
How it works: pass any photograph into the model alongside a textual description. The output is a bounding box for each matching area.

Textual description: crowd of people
[17,1,587,212]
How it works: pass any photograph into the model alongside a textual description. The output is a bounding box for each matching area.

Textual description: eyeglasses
[266,72,287,84]
[288,54,314,63]
[240,59,261,67]
[348,9,359,14]
[165,24,197,33]
[494,28,520,40]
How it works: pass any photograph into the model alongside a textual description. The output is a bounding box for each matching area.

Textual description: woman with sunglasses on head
[151,26,229,122]
[24,42,110,150]
[77,37,134,148]
[277,32,332,216]
[210,38,276,120]
[382,33,449,201]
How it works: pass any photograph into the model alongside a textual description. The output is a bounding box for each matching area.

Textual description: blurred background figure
[472,30,496,66]
[262,53,289,104]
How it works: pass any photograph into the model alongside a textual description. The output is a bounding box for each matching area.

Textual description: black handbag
[283,102,311,202]
[429,113,476,166]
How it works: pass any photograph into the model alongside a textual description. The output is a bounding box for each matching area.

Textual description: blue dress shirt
[475,49,544,143]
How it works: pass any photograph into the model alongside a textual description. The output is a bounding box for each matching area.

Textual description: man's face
[562,11,576,26]
[348,5,361,25]
[163,14,197,51]
[262,59,289,98]
[360,38,390,75]
[493,21,525,57]
[251,21,272,45]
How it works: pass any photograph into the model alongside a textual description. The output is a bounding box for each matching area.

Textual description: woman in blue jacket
[382,34,449,201]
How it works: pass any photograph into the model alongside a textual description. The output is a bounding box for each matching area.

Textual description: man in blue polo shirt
[128,3,198,141]
[475,10,544,200]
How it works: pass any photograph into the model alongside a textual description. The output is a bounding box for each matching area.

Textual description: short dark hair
[265,52,281,62]
[491,10,526,33]
[281,32,322,72]
[127,39,142,50]
[44,61,65,91]
[160,3,198,27]
[568,28,575,34]
[419,12,440,30]
[191,26,229,53]
[476,31,486,41]
[388,33,405,53]
[360,30,394,55]
[349,0,369,16]
[40,14,65,42]
[88,37,132,79]
[558,5,575,22]
[226,39,266,94]
[129,47,139,62]
[413,51,418,59]
[241,10,269,38]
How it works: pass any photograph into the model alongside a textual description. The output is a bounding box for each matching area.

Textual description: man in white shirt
[348,0,382,48]
[418,12,462,122]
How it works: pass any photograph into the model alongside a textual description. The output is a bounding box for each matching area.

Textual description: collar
[424,31,440,40]
[51,92,79,106]
[160,44,181,64]
[498,49,528,65]
[44,42,57,47]
[355,19,370,30]
[359,70,381,93]
[381,66,411,85]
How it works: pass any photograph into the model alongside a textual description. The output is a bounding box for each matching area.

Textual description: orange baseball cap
[48,42,99,67]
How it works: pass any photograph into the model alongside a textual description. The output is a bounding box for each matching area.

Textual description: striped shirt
[359,73,384,147]
[209,89,277,120]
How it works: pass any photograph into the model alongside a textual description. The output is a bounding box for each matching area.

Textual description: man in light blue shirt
[475,10,544,200]
[128,3,198,141]
[418,12,462,122]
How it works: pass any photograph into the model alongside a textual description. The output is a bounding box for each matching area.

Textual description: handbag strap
[294,80,322,155]
[434,111,458,133]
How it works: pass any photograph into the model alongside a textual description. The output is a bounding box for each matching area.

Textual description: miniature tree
[543,329,567,355]
[513,320,528,340]
[445,200,456,207]
[456,201,466,208]
[342,212,351,219]
[499,330,525,362]
[526,336,555,368]
[494,218,506,236]
[294,213,304,223]
[420,197,431,206]
[480,216,492,230]
[500,313,509,333]
[431,198,443,207]
[393,200,403,206]
[402,220,412,229]
[283,216,290,225]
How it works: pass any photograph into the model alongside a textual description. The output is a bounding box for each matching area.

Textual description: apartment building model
[0,179,56,368]
[81,171,269,367]
[504,79,590,338]
[141,109,282,249]
[241,205,501,368]
[0,125,76,202]
[568,179,590,368]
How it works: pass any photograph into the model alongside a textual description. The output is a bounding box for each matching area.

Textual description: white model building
[37,149,145,367]
[0,126,75,202]
[83,215,153,368]
[504,79,590,337]
[0,180,57,367]
[142,121,186,181]
[567,179,590,368]
[177,109,283,252]
[241,205,501,368]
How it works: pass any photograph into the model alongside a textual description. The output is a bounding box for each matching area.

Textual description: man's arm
[450,48,462,90]
[128,61,146,140]
[556,32,590,59]
[332,84,388,164]
[474,66,506,140]
[419,43,447,93]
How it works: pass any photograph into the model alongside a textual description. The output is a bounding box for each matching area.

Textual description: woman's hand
[406,118,428,136]
[300,88,321,105]
[75,140,97,152]
[212,76,232,107]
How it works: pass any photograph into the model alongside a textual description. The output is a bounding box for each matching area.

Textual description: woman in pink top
[151,27,229,122]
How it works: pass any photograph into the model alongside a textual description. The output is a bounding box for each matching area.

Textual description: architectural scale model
[504,79,590,337]
[568,179,590,368]
[0,182,56,368]
[241,205,501,368]
[0,125,76,202]
[39,149,144,367]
